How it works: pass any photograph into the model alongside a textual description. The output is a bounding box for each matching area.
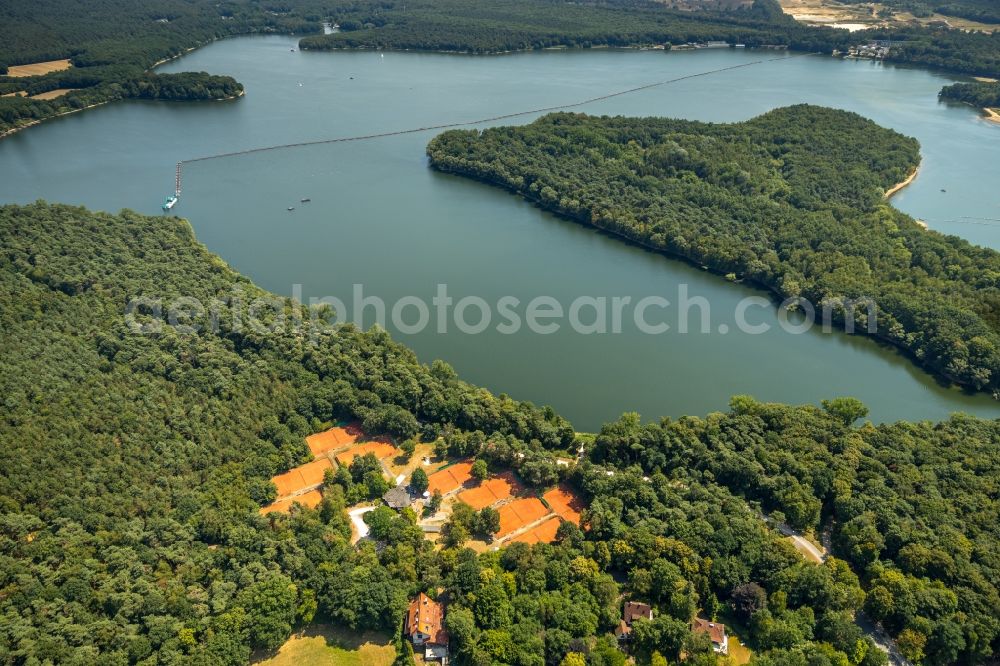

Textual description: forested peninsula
[427,105,1000,395]
[1,201,998,664]
[939,81,1000,112]
[0,0,326,136]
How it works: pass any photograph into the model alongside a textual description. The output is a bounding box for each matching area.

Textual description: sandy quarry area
[779,0,997,32]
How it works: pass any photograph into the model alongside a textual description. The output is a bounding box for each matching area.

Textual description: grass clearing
[254,624,395,666]
[716,610,754,665]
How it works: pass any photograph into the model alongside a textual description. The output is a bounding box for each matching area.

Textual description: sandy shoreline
[149,47,198,71]
[215,89,246,101]
[884,165,919,199]
[983,108,1000,125]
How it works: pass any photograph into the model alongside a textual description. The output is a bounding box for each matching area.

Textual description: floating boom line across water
[172,53,812,190]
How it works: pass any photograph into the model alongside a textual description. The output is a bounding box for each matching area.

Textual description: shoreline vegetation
[939,80,1000,123]
[0,76,244,141]
[428,105,1000,395]
[1,201,999,664]
[297,0,1000,79]
[2,0,1000,140]
[884,166,928,228]
[883,164,919,199]
[0,100,110,140]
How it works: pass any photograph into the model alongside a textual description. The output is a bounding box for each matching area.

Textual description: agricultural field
[29,88,78,100]
[6,59,72,77]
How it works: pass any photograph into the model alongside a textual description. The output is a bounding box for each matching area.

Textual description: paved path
[348,506,375,543]
[762,515,909,666]
[855,611,913,666]
[773,520,827,564]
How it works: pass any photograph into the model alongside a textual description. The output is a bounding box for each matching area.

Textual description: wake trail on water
[173,52,812,185]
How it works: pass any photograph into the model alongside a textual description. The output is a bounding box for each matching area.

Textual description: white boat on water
[162,195,178,211]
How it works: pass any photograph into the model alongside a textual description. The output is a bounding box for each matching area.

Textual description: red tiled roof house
[407,593,449,661]
[692,617,729,655]
[615,601,653,642]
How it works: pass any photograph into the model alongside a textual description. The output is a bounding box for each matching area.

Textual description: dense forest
[590,399,1000,664]
[939,80,1000,108]
[427,105,1000,395]
[1,202,998,664]
[299,0,795,53]
[298,0,1000,78]
[932,1,1000,23]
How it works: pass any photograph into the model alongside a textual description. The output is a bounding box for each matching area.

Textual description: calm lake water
[3,36,1000,429]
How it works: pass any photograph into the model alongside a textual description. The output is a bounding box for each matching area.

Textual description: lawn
[715,610,754,666]
[254,624,396,666]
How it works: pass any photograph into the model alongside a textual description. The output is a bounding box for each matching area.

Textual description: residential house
[407,592,449,662]
[383,485,412,510]
[615,601,653,642]
[692,617,729,655]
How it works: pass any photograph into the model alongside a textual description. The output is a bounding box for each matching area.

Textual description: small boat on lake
[287,206,295,211]
[162,195,178,211]
[300,198,311,203]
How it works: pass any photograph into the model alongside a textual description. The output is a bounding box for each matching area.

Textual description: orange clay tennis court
[497,497,551,538]
[271,458,333,496]
[543,485,585,525]
[260,489,323,515]
[457,472,522,509]
[509,516,562,544]
[427,461,473,495]
[306,422,364,456]
[334,439,399,466]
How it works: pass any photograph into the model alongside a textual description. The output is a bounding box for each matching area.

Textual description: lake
[3,35,999,430]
